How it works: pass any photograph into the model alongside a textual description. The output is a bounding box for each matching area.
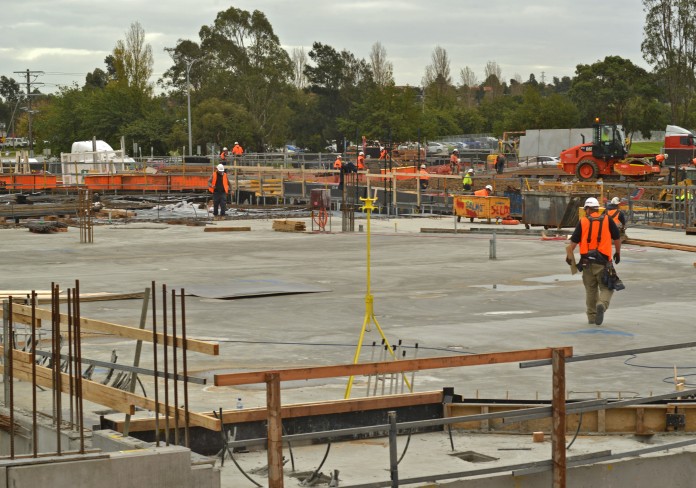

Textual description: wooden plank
[215,347,573,386]
[266,373,283,488]
[625,238,696,253]
[203,226,251,232]
[3,346,220,431]
[109,391,443,433]
[11,303,218,356]
[552,349,566,488]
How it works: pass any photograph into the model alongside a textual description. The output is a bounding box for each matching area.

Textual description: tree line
[1,1,695,157]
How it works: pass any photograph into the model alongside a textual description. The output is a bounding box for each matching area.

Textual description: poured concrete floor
[3,213,696,486]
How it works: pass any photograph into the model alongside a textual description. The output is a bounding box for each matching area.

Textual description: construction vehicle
[558,120,662,181]
[664,125,696,164]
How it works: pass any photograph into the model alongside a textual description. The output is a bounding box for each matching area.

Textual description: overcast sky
[2,0,648,94]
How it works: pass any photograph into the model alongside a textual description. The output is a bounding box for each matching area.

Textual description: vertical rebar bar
[75,281,84,454]
[181,288,190,448]
[366,341,376,397]
[31,291,38,457]
[8,297,15,459]
[54,283,62,455]
[67,289,74,430]
[152,281,160,447]
[162,284,170,445]
[171,288,179,446]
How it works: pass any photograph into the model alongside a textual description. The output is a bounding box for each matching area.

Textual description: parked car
[426,142,448,155]
[518,156,560,168]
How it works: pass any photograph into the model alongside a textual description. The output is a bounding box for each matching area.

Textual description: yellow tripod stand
[344,196,412,398]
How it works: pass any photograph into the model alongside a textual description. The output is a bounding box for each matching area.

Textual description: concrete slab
[2,215,696,486]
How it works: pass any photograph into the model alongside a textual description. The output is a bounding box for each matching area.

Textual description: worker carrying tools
[566,197,623,326]
[208,163,231,220]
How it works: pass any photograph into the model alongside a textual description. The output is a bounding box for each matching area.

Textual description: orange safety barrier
[170,174,209,191]
[84,174,123,191]
[121,174,168,191]
[11,174,58,191]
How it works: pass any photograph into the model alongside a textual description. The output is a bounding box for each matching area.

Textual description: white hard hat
[611,197,620,205]
[216,164,225,172]
[359,151,364,155]
[234,141,239,145]
[467,169,474,173]
[485,185,493,191]
[223,147,228,151]
[421,164,426,169]
[453,149,459,152]
[380,146,384,150]
[337,155,342,158]
[584,197,600,207]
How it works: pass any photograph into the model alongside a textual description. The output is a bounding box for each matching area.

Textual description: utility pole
[13,69,44,157]
[184,58,199,157]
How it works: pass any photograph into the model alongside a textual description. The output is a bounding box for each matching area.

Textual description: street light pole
[185,58,199,157]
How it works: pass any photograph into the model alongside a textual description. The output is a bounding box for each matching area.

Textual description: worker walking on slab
[566,197,621,326]
[606,196,627,240]
[208,163,231,220]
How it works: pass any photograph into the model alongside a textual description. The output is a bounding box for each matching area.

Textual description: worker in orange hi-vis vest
[232,142,243,156]
[379,146,388,160]
[333,154,343,170]
[450,149,461,174]
[474,185,493,197]
[357,151,365,170]
[419,164,430,191]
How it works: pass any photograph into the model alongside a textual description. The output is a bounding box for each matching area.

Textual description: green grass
[628,141,662,154]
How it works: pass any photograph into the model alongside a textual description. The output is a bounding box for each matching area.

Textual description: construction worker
[474,184,493,197]
[567,197,621,326]
[450,149,461,174]
[208,163,231,220]
[357,151,366,170]
[232,141,244,156]
[462,169,474,192]
[606,196,627,230]
[419,164,429,191]
[379,146,388,160]
[654,153,666,166]
[495,154,506,174]
[333,154,343,170]
[219,146,230,162]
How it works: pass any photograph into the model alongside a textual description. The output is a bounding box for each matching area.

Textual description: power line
[13,69,44,156]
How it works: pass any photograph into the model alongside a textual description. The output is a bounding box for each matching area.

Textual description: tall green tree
[304,42,372,150]
[642,0,696,125]
[570,55,660,131]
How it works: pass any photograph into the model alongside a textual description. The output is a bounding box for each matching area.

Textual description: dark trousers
[213,192,227,216]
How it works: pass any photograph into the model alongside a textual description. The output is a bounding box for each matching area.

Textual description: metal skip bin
[522,191,597,228]
[453,195,511,222]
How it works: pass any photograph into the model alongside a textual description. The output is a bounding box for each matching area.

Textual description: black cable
[282,423,295,472]
[396,431,412,465]
[304,441,331,484]
[566,411,583,450]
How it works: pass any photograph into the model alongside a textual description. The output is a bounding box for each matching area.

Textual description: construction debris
[272,219,306,232]
[95,208,137,219]
[25,221,68,234]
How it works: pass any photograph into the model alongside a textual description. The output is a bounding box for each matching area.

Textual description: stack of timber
[25,220,68,234]
[238,178,283,197]
[272,219,306,232]
[203,225,251,232]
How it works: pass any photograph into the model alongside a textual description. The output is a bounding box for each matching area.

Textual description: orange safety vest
[419,169,430,180]
[232,144,243,155]
[474,188,489,196]
[379,149,387,160]
[208,170,230,194]
[579,213,612,259]
[333,159,342,169]
[450,154,460,164]
[220,150,229,161]
[606,208,621,226]
[357,155,365,170]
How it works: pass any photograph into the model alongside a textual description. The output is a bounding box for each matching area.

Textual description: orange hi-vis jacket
[579,212,612,259]
[209,170,229,194]
[379,149,387,160]
[232,144,243,155]
[357,155,365,170]
[419,169,430,180]
[219,150,229,161]
[333,158,342,169]
[606,208,621,226]
[474,188,489,196]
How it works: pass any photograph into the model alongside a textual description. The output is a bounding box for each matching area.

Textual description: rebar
[162,284,170,445]
[53,283,62,455]
[31,291,37,457]
[171,288,179,446]
[75,281,84,454]
[181,288,190,448]
[152,281,160,447]
[67,289,74,429]
[8,297,15,459]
